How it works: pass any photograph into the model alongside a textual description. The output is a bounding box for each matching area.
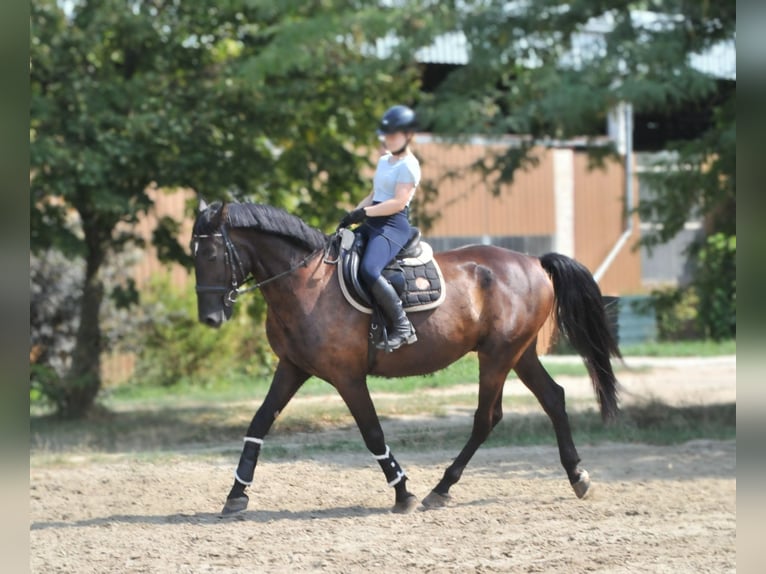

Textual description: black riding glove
[338,207,367,229]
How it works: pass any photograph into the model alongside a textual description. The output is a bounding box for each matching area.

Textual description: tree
[30,0,427,417]
[421,0,735,337]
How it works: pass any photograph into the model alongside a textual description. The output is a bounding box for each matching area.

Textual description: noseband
[193,224,322,306]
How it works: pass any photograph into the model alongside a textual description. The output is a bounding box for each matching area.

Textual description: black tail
[539,253,621,421]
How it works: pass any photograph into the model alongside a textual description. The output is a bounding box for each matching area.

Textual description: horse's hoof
[421,490,451,509]
[392,494,419,514]
[572,470,592,499]
[221,496,249,515]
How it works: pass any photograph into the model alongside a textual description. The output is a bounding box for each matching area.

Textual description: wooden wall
[124,186,196,290]
[571,151,641,296]
[416,143,556,237]
[414,141,641,292]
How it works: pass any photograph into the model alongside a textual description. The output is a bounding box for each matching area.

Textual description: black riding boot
[370,276,417,351]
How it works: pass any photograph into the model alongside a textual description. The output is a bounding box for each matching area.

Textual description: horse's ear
[198,197,208,212]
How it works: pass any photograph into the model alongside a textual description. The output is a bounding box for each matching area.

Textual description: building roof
[377,9,736,80]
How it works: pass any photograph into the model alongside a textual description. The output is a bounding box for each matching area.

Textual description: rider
[338,104,420,351]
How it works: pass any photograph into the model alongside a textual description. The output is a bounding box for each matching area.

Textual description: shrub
[640,233,735,342]
[30,249,142,410]
[694,233,736,341]
[643,287,702,341]
[29,250,83,383]
[129,276,274,387]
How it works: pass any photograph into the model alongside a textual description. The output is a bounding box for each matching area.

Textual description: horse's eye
[194,244,217,260]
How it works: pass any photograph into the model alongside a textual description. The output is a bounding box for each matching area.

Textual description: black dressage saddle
[337,227,446,314]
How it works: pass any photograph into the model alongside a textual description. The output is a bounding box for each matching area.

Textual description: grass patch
[98,352,591,407]
[45,339,733,415]
[619,339,735,357]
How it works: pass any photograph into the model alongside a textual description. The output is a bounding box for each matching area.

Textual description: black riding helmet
[377,105,417,135]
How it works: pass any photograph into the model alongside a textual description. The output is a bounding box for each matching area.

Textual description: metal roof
[377,10,736,80]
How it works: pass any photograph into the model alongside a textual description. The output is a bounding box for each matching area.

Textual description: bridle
[193,224,321,307]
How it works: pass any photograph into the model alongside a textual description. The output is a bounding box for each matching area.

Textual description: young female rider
[338,105,420,351]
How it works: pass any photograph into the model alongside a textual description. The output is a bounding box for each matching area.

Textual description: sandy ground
[30,357,736,573]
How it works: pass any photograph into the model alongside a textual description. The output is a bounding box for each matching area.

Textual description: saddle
[337,227,446,315]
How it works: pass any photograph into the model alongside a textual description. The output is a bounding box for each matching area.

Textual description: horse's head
[191,199,330,327]
[191,199,238,328]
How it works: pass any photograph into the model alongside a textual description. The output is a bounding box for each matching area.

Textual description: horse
[191,199,621,515]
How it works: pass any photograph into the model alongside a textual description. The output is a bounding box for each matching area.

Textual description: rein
[193,225,327,306]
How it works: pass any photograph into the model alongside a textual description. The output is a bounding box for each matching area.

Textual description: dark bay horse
[191,200,621,515]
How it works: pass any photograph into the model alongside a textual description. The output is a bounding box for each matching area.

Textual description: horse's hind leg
[336,378,418,514]
[222,360,310,515]
[513,344,591,499]
[422,351,511,508]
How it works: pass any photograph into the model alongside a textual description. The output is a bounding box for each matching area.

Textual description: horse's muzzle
[200,308,229,328]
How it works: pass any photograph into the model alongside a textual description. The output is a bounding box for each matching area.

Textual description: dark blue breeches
[358,210,411,289]
[359,232,399,288]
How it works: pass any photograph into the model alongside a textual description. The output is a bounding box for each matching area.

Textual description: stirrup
[376,325,417,352]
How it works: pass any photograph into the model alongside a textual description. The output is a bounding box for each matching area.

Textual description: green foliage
[638,286,701,341]
[29,250,84,375]
[225,1,426,227]
[130,276,275,388]
[694,233,736,340]
[426,1,734,141]
[30,248,141,413]
[637,233,735,342]
[30,364,59,409]
[637,93,736,249]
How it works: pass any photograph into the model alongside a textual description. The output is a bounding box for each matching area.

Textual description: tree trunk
[58,233,105,419]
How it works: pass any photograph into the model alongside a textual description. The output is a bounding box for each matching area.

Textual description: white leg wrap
[372,445,391,460]
[388,470,405,486]
[234,471,253,486]
[244,437,264,445]
[234,437,263,486]
[373,444,407,487]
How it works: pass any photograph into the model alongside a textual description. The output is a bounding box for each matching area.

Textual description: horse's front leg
[336,378,419,514]
[222,360,310,515]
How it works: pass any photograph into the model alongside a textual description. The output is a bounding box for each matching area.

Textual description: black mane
[194,202,328,252]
